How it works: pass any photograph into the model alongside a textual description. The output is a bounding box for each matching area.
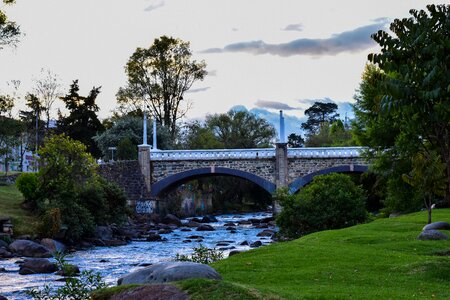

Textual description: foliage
[38,208,62,238]
[402,151,447,224]
[34,134,127,240]
[27,270,107,300]
[181,120,223,149]
[117,137,137,160]
[301,102,339,135]
[367,4,450,204]
[0,115,23,175]
[57,80,105,158]
[118,35,207,137]
[175,244,224,264]
[212,209,450,300]
[276,174,368,238]
[205,110,276,149]
[54,251,80,277]
[19,93,46,154]
[94,115,173,159]
[0,0,20,49]
[287,133,304,148]
[15,172,38,204]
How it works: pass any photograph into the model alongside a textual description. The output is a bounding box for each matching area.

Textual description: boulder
[197,224,215,231]
[103,239,128,247]
[9,240,52,258]
[118,262,221,285]
[223,222,236,227]
[240,241,249,246]
[423,221,450,231]
[0,247,13,258]
[185,220,201,228]
[94,226,113,240]
[237,220,252,225]
[250,241,262,248]
[162,214,182,227]
[158,229,173,234]
[417,230,449,241]
[18,258,57,275]
[190,217,202,223]
[201,215,218,223]
[0,295,7,300]
[40,238,66,254]
[109,284,188,300]
[257,229,275,237]
[180,228,191,232]
[146,233,163,242]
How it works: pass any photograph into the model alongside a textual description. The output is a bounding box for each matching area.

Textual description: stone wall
[287,157,367,184]
[151,158,276,183]
[98,161,151,205]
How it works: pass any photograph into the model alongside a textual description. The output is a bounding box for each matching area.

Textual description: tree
[0,0,20,49]
[368,4,450,204]
[32,69,62,130]
[0,92,22,174]
[94,115,173,159]
[206,110,276,148]
[287,133,304,148]
[301,102,339,135]
[402,151,447,224]
[118,36,207,138]
[57,80,105,158]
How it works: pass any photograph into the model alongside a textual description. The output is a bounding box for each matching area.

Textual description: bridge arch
[288,164,368,194]
[150,167,276,197]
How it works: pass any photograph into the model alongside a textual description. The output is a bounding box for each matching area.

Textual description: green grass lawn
[206,209,450,299]
[0,184,39,236]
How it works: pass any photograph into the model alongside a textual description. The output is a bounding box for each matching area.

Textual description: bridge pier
[273,143,288,214]
[138,144,152,191]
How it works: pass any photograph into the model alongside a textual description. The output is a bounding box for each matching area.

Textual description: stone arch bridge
[100,144,368,214]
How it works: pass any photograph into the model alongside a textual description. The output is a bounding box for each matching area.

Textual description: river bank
[0,212,275,300]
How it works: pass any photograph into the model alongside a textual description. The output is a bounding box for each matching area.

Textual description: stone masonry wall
[287,157,367,184]
[151,158,276,184]
[98,160,151,205]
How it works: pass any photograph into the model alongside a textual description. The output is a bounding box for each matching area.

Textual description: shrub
[175,244,224,264]
[276,173,368,238]
[16,172,39,207]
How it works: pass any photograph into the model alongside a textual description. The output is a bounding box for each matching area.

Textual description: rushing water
[0,212,274,300]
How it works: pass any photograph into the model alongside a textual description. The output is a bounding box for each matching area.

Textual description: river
[0,212,274,300]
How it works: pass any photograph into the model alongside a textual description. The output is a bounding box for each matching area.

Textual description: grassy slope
[0,184,39,236]
[209,209,450,300]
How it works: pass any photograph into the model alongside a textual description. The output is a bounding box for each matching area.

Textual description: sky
[0,0,433,137]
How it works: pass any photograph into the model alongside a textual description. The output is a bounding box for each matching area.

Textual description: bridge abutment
[274,143,288,214]
[138,144,152,192]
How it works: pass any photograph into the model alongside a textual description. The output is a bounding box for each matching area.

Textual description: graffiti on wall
[136,200,156,214]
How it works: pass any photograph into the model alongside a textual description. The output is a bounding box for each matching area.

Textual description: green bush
[16,172,38,207]
[276,173,368,238]
[175,244,224,264]
[117,137,137,160]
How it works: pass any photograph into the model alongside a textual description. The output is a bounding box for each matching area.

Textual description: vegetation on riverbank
[93,209,450,299]
[0,184,39,236]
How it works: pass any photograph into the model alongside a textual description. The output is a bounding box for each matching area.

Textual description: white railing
[150,147,365,161]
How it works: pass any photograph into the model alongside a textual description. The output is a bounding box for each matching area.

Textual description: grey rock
[146,233,163,242]
[423,221,450,231]
[0,247,13,258]
[250,241,263,248]
[0,295,7,300]
[118,262,221,285]
[0,239,8,248]
[417,230,449,241]
[389,212,402,218]
[228,250,242,257]
[103,239,127,247]
[185,220,201,228]
[201,215,218,223]
[197,224,215,231]
[240,241,249,246]
[18,258,57,275]
[94,226,113,240]
[9,240,52,258]
[40,238,66,254]
[223,222,236,227]
[162,214,182,227]
[257,229,275,237]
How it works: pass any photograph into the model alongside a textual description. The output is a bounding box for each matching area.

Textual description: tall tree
[206,110,276,148]
[57,80,104,158]
[117,36,207,138]
[32,69,62,130]
[0,0,20,49]
[0,93,22,174]
[368,4,450,204]
[301,102,339,135]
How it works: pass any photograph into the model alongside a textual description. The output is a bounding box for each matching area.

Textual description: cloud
[255,100,298,111]
[144,0,164,12]
[283,23,303,32]
[186,87,210,93]
[201,20,388,57]
[297,97,336,106]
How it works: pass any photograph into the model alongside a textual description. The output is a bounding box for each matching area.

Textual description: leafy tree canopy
[117,36,207,138]
[301,102,339,135]
[0,0,20,49]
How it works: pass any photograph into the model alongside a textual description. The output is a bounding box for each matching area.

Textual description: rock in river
[118,261,221,285]
[197,224,215,231]
[9,240,52,258]
[18,258,57,275]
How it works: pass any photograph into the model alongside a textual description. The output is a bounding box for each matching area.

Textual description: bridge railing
[150,147,365,161]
